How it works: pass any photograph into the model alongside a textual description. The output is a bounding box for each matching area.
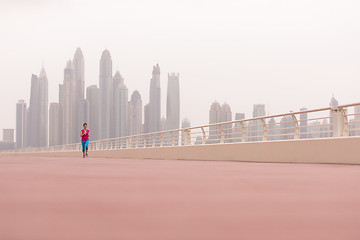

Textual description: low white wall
[9,137,360,165]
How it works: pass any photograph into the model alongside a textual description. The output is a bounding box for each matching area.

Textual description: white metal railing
[4,103,360,154]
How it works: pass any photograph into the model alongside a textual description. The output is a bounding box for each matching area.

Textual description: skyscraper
[129,90,142,136]
[147,64,161,133]
[16,100,26,149]
[166,73,180,131]
[249,104,266,141]
[99,49,113,139]
[113,71,128,138]
[28,67,48,147]
[38,67,49,147]
[60,60,76,144]
[220,103,232,142]
[3,129,14,142]
[300,107,308,139]
[73,48,86,136]
[49,102,61,146]
[28,74,40,147]
[73,48,85,100]
[181,118,191,145]
[234,113,245,142]
[76,99,89,136]
[86,85,100,140]
[208,101,222,143]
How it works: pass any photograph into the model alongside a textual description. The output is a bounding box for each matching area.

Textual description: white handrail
[4,103,360,153]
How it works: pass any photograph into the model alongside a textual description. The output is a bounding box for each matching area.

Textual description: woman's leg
[82,141,86,155]
[85,140,89,155]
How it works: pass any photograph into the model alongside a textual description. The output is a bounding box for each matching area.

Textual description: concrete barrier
[6,136,360,165]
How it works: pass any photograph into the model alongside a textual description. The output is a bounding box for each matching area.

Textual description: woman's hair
[83,123,87,126]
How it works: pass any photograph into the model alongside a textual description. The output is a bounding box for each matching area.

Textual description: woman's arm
[80,130,84,137]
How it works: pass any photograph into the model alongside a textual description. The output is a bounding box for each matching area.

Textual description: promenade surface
[0,155,360,240]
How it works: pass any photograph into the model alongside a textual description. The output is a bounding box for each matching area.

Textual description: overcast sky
[1,0,359,136]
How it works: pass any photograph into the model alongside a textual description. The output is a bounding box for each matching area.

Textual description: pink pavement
[0,155,360,240]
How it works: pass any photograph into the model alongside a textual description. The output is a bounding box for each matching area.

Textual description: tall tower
[49,102,61,146]
[73,48,86,136]
[221,103,232,142]
[73,48,85,100]
[181,118,191,145]
[38,67,48,147]
[112,71,127,138]
[209,101,222,143]
[113,71,128,137]
[129,90,142,136]
[99,49,113,139]
[166,73,180,130]
[60,60,76,144]
[250,104,266,141]
[147,64,161,133]
[86,85,100,140]
[28,67,48,147]
[300,107,308,139]
[28,74,40,147]
[16,100,26,149]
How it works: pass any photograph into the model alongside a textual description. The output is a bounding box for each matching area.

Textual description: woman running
[80,123,90,158]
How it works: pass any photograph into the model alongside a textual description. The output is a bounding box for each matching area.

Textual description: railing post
[184,129,191,145]
[152,134,156,147]
[143,136,147,148]
[261,119,268,141]
[332,107,349,137]
[160,133,164,147]
[219,125,225,143]
[291,114,300,139]
[135,136,138,148]
[240,122,246,142]
[340,107,349,136]
[171,132,175,146]
[201,127,206,144]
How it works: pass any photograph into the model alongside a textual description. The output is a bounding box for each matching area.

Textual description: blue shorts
[81,140,89,152]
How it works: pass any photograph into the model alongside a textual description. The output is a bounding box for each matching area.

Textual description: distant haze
[1,0,360,137]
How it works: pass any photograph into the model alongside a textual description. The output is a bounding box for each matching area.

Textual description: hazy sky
[1,0,360,136]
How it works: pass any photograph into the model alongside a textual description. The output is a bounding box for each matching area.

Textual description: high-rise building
[144,103,150,134]
[3,129,14,142]
[234,113,245,142]
[86,85,100,140]
[208,101,222,143]
[329,95,339,137]
[300,107,308,139]
[60,60,76,144]
[73,48,86,136]
[249,104,266,141]
[147,64,161,133]
[99,49,113,139]
[16,100,26,148]
[166,73,180,145]
[28,74,40,147]
[221,103,232,142]
[49,102,61,146]
[113,71,128,138]
[166,73,180,130]
[268,117,279,141]
[73,48,85,100]
[129,90,142,136]
[181,118,191,145]
[38,67,49,147]
[76,99,89,137]
[279,115,294,140]
[28,67,48,147]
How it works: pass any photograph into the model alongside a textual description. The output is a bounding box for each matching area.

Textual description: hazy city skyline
[1,0,360,138]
